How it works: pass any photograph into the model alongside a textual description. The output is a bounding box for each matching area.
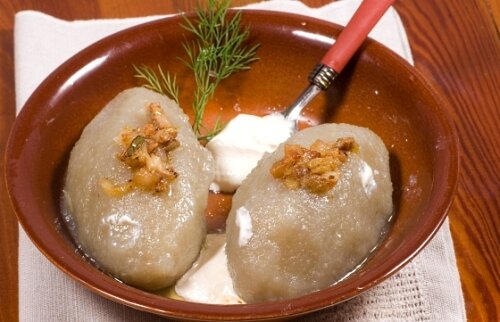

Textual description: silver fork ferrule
[281,64,338,125]
[309,64,338,90]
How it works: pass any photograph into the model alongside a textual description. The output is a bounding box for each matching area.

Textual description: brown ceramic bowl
[5,10,459,321]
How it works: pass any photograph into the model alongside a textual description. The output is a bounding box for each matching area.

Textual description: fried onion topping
[270,137,358,194]
[100,102,180,196]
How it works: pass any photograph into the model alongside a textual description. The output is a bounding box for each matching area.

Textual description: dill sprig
[197,114,224,141]
[134,0,258,140]
[182,0,259,135]
[133,64,180,105]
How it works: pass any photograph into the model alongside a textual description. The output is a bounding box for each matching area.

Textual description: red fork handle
[321,0,396,73]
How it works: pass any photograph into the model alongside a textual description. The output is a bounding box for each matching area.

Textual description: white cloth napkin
[14,1,466,321]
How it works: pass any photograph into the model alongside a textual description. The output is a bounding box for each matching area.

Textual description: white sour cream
[206,113,294,192]
[174,234,244,304]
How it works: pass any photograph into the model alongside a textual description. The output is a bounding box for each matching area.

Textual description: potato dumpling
[226,123,393,303]
[64,87,214,290]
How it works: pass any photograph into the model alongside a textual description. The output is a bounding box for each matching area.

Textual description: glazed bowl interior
[5,10,458,321]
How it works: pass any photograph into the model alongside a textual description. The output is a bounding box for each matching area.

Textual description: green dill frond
[197,114,225,142]
[133,64,180,105]
[181,0,259,136]
[133,0,259,141]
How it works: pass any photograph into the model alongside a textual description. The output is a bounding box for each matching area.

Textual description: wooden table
[0,1,498,321]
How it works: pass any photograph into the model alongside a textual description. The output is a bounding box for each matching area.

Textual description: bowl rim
[5,9,460,321]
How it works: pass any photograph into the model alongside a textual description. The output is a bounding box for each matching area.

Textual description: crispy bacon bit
[100,102,180,196]
[270,137,358,194]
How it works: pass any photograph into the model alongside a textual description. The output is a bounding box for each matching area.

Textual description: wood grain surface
[0,1,498,321]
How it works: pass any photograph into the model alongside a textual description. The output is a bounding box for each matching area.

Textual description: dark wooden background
[0,1,498,321]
